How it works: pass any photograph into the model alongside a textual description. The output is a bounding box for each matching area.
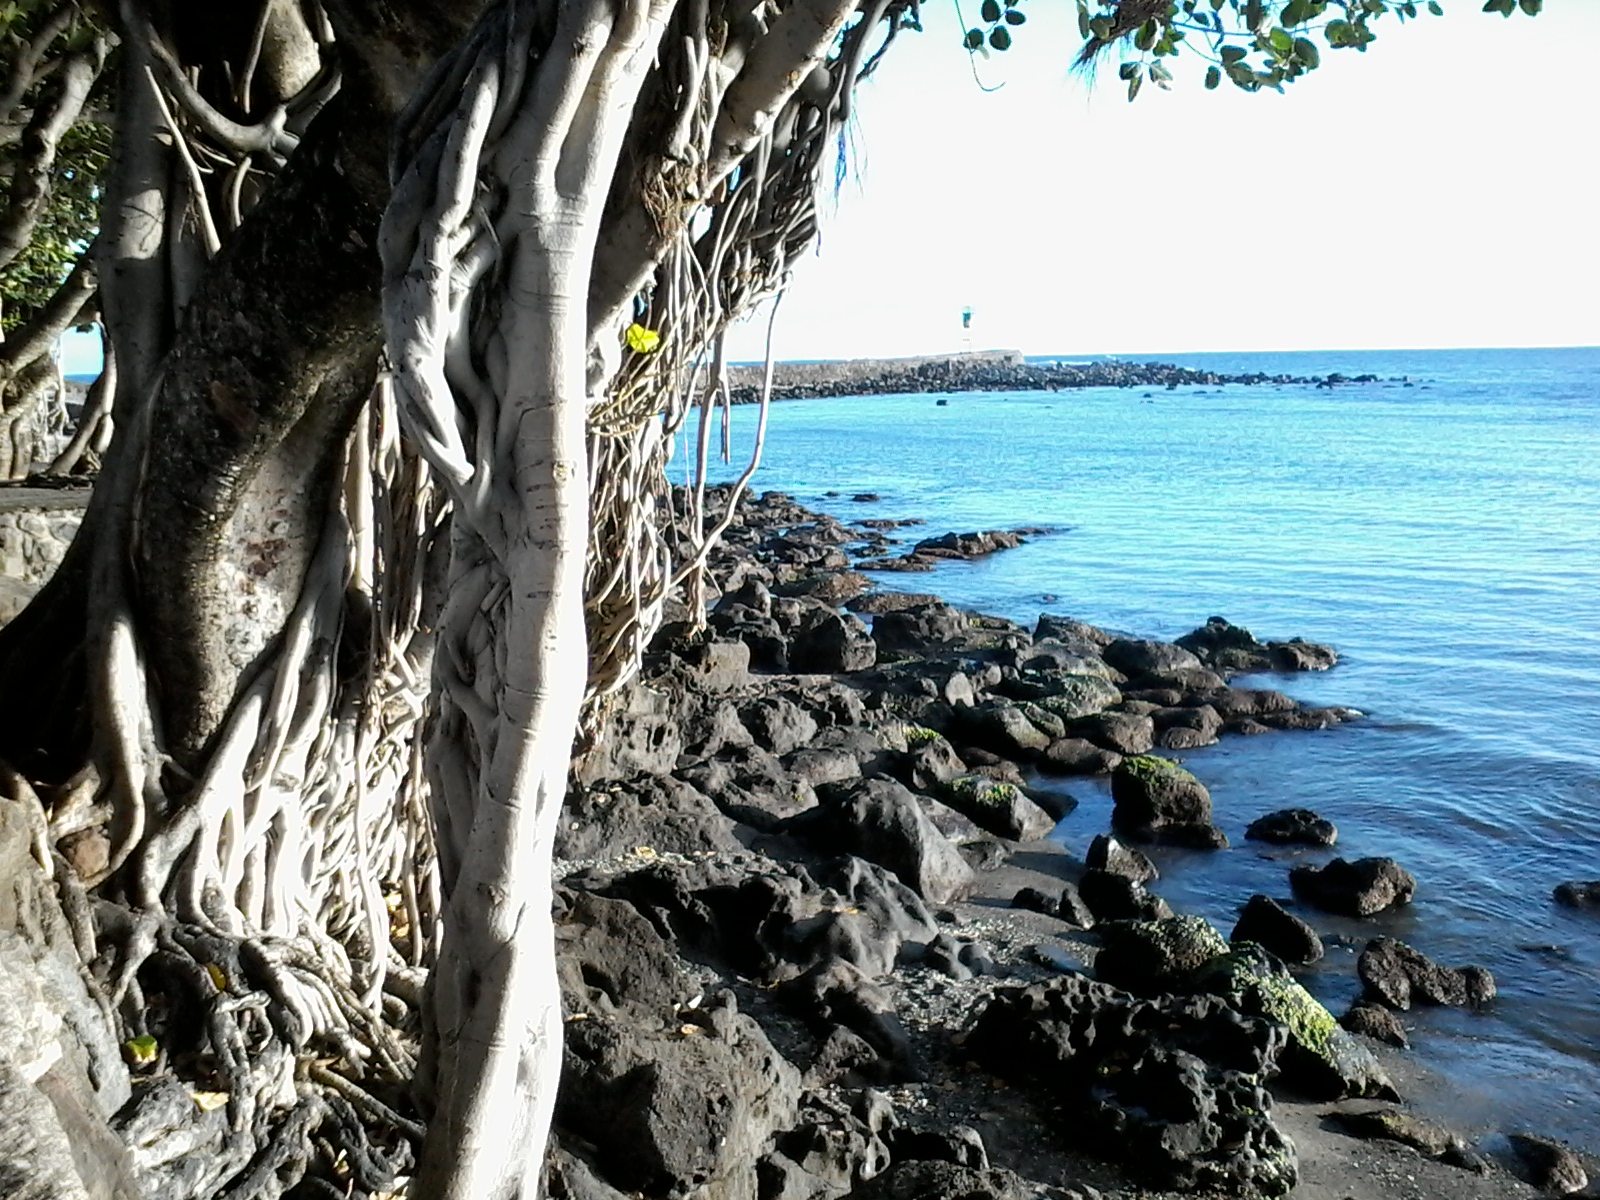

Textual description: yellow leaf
[678,1024,704,1037]
[124,1035,158,1066]
[204,963,226,992]
[632,846,656,858]
[625,323,661,354]
[190,1091,230,1112]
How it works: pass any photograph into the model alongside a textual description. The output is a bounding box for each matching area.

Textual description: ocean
[703,345,1600,1151]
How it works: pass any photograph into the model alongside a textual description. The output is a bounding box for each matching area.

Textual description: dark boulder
[1507,1133,1588,1195]
[967,975,1297,1197]
[1110,755,1224,848]
[1553,880,1600,910]
[1327,1110,1482,1172]
[558,992,801,1199]
[1289,857,1415,917]
[882,1124,988,1171]
[1085,834,1158,884]
[555,891,688,1016]
[1230,895,1323,966]
[1192,945,1394,1101]
[671,635,753,692]
[1095,915,1229,996]
[937,776,1055,841]
[791,612,877,673]
[1177,618,1339,675]
[1245,808,1337,847]
[1034,613,1114,649]
[1077,869,1171,923]
[1101,638,1204,678]
[953,700,1051,759]
[1056,882,1097,929]
[558,775,741,861]
[1340,1000,1408,1048]
[870,604,970,654]
[1010,887,1060,917]
[780,958,920,1081]
[1356,938,1496,1010]
[848,1160,1052,1200]
[572,680,685,784]
[1152,704,1223,750]
[741,696,819,755]
[789,779,976,905]
[1038,737,1121,776]
[1072,711,1154,756]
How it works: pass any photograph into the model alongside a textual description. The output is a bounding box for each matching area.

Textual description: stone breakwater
[727,352,1387,404]
[546,485,1584,1199]
[0,485,88,625]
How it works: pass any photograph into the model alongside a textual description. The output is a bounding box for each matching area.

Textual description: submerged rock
[1553,880,1600,910]
[1356,938,1496,1011]
[1245,808,1337,847]
[1289,857,1415,917]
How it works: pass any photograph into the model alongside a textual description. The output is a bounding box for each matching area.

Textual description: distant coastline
[727,349,1387,403]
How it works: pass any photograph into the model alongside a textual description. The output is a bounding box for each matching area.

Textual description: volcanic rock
[1356,938,1496,1011]
[1245,808,1338,847]
[1230,895,1323,966]
[1289,857,1416,917]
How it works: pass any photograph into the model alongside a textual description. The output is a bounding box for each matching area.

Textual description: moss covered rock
[937,775,1054,841]
[1095,915,1228,995]
[1193,944,1395,1101]
[1110,755,1224,847]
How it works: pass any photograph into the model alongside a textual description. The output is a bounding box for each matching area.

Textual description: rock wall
[0,488,88,626]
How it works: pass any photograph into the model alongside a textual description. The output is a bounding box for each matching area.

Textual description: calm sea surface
[705,346,1600,1150]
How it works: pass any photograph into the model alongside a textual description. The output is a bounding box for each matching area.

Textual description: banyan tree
[0,1,1534,1196]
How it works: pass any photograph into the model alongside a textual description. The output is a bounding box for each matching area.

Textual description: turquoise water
[704,346,1600,1149]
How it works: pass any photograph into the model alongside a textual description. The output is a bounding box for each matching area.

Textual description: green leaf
[1293,36,1320,67]
[125,1036,158,1066]
[1219,44,1248,63]
[1427,0,1442,12]
[1205,65,1221,88]
[1127,72,1143,101]
[980,0,1001,23]
[964,27,984,48]
[1004,8,1025,23]
[1268,26,1293,53]
[988,25,1011,49]
[1118,60,1140,79]
[1135,19,1158,50]
[1077,1,1092,38]
[1519,0,1541,13]
[1281,0,1311,25]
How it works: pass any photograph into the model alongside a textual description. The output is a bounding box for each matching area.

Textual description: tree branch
[706,0,859,185]
[0,1,77,128]
[0,43,101,272]
[0,249,95,382]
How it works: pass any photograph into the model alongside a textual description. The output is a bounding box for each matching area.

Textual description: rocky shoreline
[550,486,1596,1200]
[726,353,1396,404]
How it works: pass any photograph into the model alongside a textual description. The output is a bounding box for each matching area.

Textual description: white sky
[59,3,1598,374]
[724,1,1600,362]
